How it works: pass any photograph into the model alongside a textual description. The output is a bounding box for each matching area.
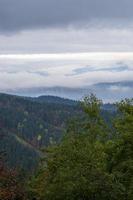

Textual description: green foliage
[29,95,133,200]
[1,93,132,199]
[106,98,133,199]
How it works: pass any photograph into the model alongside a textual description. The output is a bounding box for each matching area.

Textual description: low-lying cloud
[67,64,131,76]
[0,53,133,90]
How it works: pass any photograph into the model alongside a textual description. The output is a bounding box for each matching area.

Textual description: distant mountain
[93,81,133,87]
[4,81,133,102]
[91,81,133,102]
[29,95,78,106]
[5,87,89,100]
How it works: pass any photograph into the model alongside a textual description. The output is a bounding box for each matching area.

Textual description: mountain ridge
[2,80,132,102]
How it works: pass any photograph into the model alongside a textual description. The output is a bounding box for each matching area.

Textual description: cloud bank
[0,53,132,90]
[1,0,133,33]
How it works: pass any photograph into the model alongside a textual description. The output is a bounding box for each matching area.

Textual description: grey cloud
[27,71,49,77]
[1,28,133,54]
[66,64,131,76]
[0,0,133,32]
[0,68,49,76]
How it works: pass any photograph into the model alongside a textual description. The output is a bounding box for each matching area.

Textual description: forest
[0,93,132,200]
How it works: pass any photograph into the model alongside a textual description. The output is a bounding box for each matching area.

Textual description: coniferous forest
[0,93,132,200]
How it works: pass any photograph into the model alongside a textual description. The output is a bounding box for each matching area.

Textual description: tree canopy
[29,95,133,200]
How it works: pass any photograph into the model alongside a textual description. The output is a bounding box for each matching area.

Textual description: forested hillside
[0,93,115,170]
[29,95,133,200]
[0,94,81,170]
[0,94,132,200]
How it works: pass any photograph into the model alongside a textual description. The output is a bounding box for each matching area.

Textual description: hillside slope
[0,93,116,171]
[0,93,80,170]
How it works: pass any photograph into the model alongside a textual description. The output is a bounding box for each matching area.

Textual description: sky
[0,0,133,92]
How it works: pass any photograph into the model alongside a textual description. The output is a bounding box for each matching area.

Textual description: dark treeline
[0,94,133,200]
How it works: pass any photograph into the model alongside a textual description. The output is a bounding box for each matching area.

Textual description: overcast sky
[0,0,133,91]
